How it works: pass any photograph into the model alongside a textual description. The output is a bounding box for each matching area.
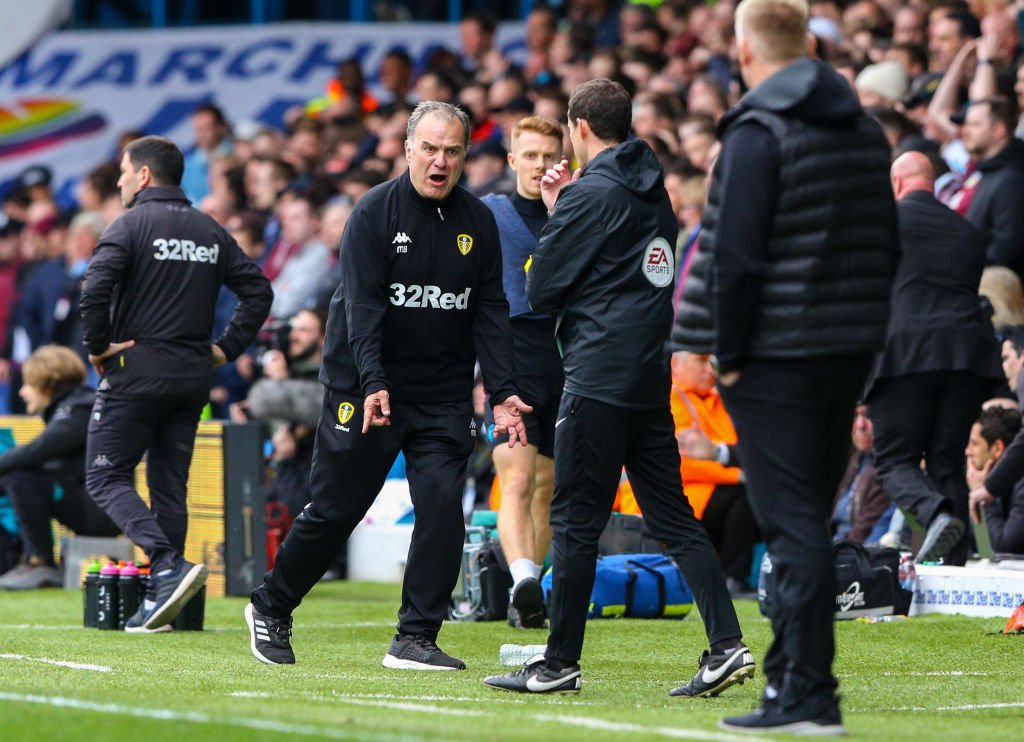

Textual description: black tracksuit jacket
[0,385,93,484]
[321,172,517,405]
[80,186,272,398]
[527,139,679,409]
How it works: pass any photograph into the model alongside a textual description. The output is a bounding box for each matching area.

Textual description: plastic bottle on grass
[898,554,916,592]
[83,559,102,628]
[499,644,547,666]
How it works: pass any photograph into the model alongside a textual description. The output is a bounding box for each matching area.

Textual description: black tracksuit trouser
[719,355,871,713]
[252,388,474,640]
[545,392,742,665]
[868,370,992,565]
[2,471,119,563]
[85,393,205,573]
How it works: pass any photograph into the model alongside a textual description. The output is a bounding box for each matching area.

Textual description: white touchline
[0,654,112,672]
[0,624,84,630]
[333,698,486,717]
[531,714,774,742]
[327,697,770,741]
[879,702,1024,712]
[0,693,423,742]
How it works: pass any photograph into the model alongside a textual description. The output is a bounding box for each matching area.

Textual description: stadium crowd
[2,0,1024,589]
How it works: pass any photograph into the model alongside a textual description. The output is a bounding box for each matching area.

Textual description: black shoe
[483,656,582,694]
[669,643,756,697]
[720,702,846,736]
[510,577,546,628]
[382,634,466,671]
[916,512,965,564]
[124,603,173,634]
[142,560,207,631]
[245,603,295,664]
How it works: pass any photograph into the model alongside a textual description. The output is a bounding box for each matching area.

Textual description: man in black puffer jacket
[675,0,899,735]
[0,346,119,590]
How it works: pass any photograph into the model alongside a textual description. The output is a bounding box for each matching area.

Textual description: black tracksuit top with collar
[80,185,273,399]
[321,172,518,405]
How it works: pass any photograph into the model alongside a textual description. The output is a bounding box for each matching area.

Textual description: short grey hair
[70,210,107,237]
[406,101,472,150]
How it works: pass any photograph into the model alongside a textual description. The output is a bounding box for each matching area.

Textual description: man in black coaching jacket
[246,101,530,671]
[483,78,753,699]
[81,135,272,632]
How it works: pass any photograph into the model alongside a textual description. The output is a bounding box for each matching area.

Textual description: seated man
[0,345,120,589]
[967,406,1024,554]
[831,404,894,544]
[666,351,759,596]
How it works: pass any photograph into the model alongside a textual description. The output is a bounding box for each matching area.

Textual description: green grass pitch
[1,581,1021,740]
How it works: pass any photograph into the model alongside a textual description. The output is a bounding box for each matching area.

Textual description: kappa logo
[641,237,674,288]
[335,401,355,432]
[470,418,477,438]
[457,233,473,256]
[836,581,866,612]
[92,454,112,468]
[392,232,412,244]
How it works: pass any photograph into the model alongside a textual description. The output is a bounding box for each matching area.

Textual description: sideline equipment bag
[543,553,694,619]
[759,541,912,619]
[449,527,513,621]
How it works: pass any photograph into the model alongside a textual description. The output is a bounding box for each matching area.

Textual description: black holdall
[448,527,514,622]
[758,541,912,619]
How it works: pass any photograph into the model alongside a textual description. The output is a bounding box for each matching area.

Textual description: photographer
[231,308,326,428]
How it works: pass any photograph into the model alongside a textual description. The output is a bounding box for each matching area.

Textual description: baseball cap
[902,72,943,108]
[16,165,53,190]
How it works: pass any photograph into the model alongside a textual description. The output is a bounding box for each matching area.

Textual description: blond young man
[481,117,564,628]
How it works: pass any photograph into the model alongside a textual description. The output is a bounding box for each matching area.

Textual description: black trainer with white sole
[141,560,207,631]
[483,656,582,694]
[245,603,295,664]
[669,643,756,697]
[510,578,546,629]
[382,634,466,670]
[124,604,173,634]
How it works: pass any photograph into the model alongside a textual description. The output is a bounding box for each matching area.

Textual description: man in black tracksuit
[246,101,530,671]
[675,1,898,734]
[483,79,753,698]
[81,136,272,632]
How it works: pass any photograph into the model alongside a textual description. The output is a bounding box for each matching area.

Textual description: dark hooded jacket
[527,139,678,408]
[0,385,94,484]
[965,138,1024,277]
[673,58,898,371]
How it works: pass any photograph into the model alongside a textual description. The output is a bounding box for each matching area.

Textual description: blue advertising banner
[0,22,525,203]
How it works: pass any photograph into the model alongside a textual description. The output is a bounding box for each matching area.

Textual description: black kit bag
[448,527,514,622]
[833,541,912,619]
[598,513,666,556]
[758,541,912,619]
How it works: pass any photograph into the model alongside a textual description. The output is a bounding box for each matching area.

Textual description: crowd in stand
[2,0,1024,586]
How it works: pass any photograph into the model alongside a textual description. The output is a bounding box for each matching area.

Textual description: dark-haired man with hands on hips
[82,135,272,633]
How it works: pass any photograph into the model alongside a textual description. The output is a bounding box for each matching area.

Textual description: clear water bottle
[898,554,916,592]
[498,644,547,666]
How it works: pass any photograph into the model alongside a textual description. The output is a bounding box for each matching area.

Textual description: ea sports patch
[338,402,355,425]
[457,233,473,255]
[641,237,674,288]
